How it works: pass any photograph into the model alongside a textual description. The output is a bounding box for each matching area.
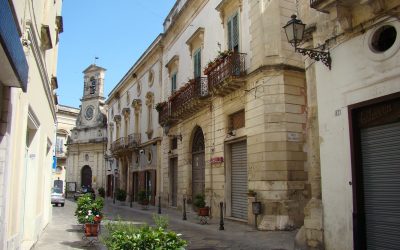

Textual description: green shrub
[75,194,104,224]
[98,187,105,198]
[193,194,206,208]
[116,188,127,201]
[101,219,186,250]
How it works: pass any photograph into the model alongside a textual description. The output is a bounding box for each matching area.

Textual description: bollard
[158,196,162,214]
[183,198,187,220]
[219,202,224,230]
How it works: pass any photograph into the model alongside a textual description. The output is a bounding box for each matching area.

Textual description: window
[229,109,245,131]
[171,72,177,93]
[193,48,201,78]
[227,13,239,52]
[90,77,96,94]
[171,137,178,150]
[56,138,63,154]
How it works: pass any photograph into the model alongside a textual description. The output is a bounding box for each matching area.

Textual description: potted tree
[193,194,209,217]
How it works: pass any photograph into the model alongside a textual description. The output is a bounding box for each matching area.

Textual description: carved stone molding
[113,115,121,124]
[122,108,131,119]
[145,92,154,106]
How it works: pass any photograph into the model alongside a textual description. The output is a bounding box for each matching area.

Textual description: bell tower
[75,64,107,129]
[82,64,106,100]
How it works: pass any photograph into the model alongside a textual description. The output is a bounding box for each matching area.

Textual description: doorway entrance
[350,94,400,249]
[192,127,205,199]
[170,157,178,207]
[81,165,92,187]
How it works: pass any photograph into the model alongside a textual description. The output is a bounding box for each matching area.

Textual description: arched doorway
[81,165,92,187]
[192,127,205,199]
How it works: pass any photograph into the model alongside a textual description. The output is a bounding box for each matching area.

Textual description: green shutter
[227,13,239,52]
[227,19,233,50]
[232,14,239,51]
[194,49,201,78]
[171,73,177,92]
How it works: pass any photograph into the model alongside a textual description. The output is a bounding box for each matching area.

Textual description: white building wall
[315,18,400,250]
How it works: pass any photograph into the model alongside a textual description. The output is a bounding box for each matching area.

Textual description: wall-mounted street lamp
[283,15,331,70]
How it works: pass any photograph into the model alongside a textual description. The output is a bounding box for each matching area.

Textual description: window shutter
[227,19,233,50]
[171,73,177,92]
[232,14,239,51]
[194,49,201,78]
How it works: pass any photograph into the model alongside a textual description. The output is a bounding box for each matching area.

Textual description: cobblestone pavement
[102,200,296,250]
[34,199,296,250]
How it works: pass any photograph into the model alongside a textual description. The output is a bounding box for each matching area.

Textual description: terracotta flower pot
[84,223,99,237]
[198,207,209,217]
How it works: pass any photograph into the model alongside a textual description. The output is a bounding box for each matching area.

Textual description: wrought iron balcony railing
[157,77,210,126]
[171,77,208,116]
[206,52,246,94]
[128,133,141,148]
[158,101,170,126]
[111,137,127,152]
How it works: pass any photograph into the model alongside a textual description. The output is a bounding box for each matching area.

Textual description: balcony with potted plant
[203,50,246,97]
[156,77,210,126]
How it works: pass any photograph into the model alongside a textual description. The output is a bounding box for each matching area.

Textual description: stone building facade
[294,0,400,249]
[66,65,107,193]
[54,105,79,189]
[0,0,63,249]
[105,0,316,232]
[156,0,309,231]
[106,36,163,205]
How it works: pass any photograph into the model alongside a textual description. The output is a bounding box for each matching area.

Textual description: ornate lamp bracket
[295,47,331,70]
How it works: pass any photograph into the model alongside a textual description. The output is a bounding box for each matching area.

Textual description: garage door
[231,140,247,220]
[360,121,400,250]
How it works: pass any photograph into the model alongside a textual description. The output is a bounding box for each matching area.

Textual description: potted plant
[98,187,105,198]
[155,102,166,112]
[116,188,127,206]
[193,194,209,217]
[138,190,149,207]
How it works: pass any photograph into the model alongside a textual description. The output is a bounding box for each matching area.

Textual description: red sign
[210,156,224,164]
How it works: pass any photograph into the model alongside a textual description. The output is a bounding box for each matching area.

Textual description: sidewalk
[102,200,296,250]
[33,199,102,250]
[34,199,296,250]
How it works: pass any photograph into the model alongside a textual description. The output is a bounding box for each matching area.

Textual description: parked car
[73,186,96,201]
[51,187,65,207]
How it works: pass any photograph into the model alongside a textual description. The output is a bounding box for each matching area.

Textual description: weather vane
[94,56,99,65]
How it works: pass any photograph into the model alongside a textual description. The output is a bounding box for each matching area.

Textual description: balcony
[310,0,359,13]
[128,133,141,148]
[171,77,209,118]
[111,137,127,153]
[157,77,210,126]
[55,150,66,159]
[205,52,246,97]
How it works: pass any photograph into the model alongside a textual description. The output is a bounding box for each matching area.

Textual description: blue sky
[57,0,176,108]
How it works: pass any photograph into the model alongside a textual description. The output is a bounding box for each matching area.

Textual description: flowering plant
[75,193,104,224]
[82,210,102,224]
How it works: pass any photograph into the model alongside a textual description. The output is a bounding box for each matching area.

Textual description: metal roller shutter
[360,121,400,250]
[231,141,247,220]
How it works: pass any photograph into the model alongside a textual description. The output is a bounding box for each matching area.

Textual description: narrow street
[34,199,296,250]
